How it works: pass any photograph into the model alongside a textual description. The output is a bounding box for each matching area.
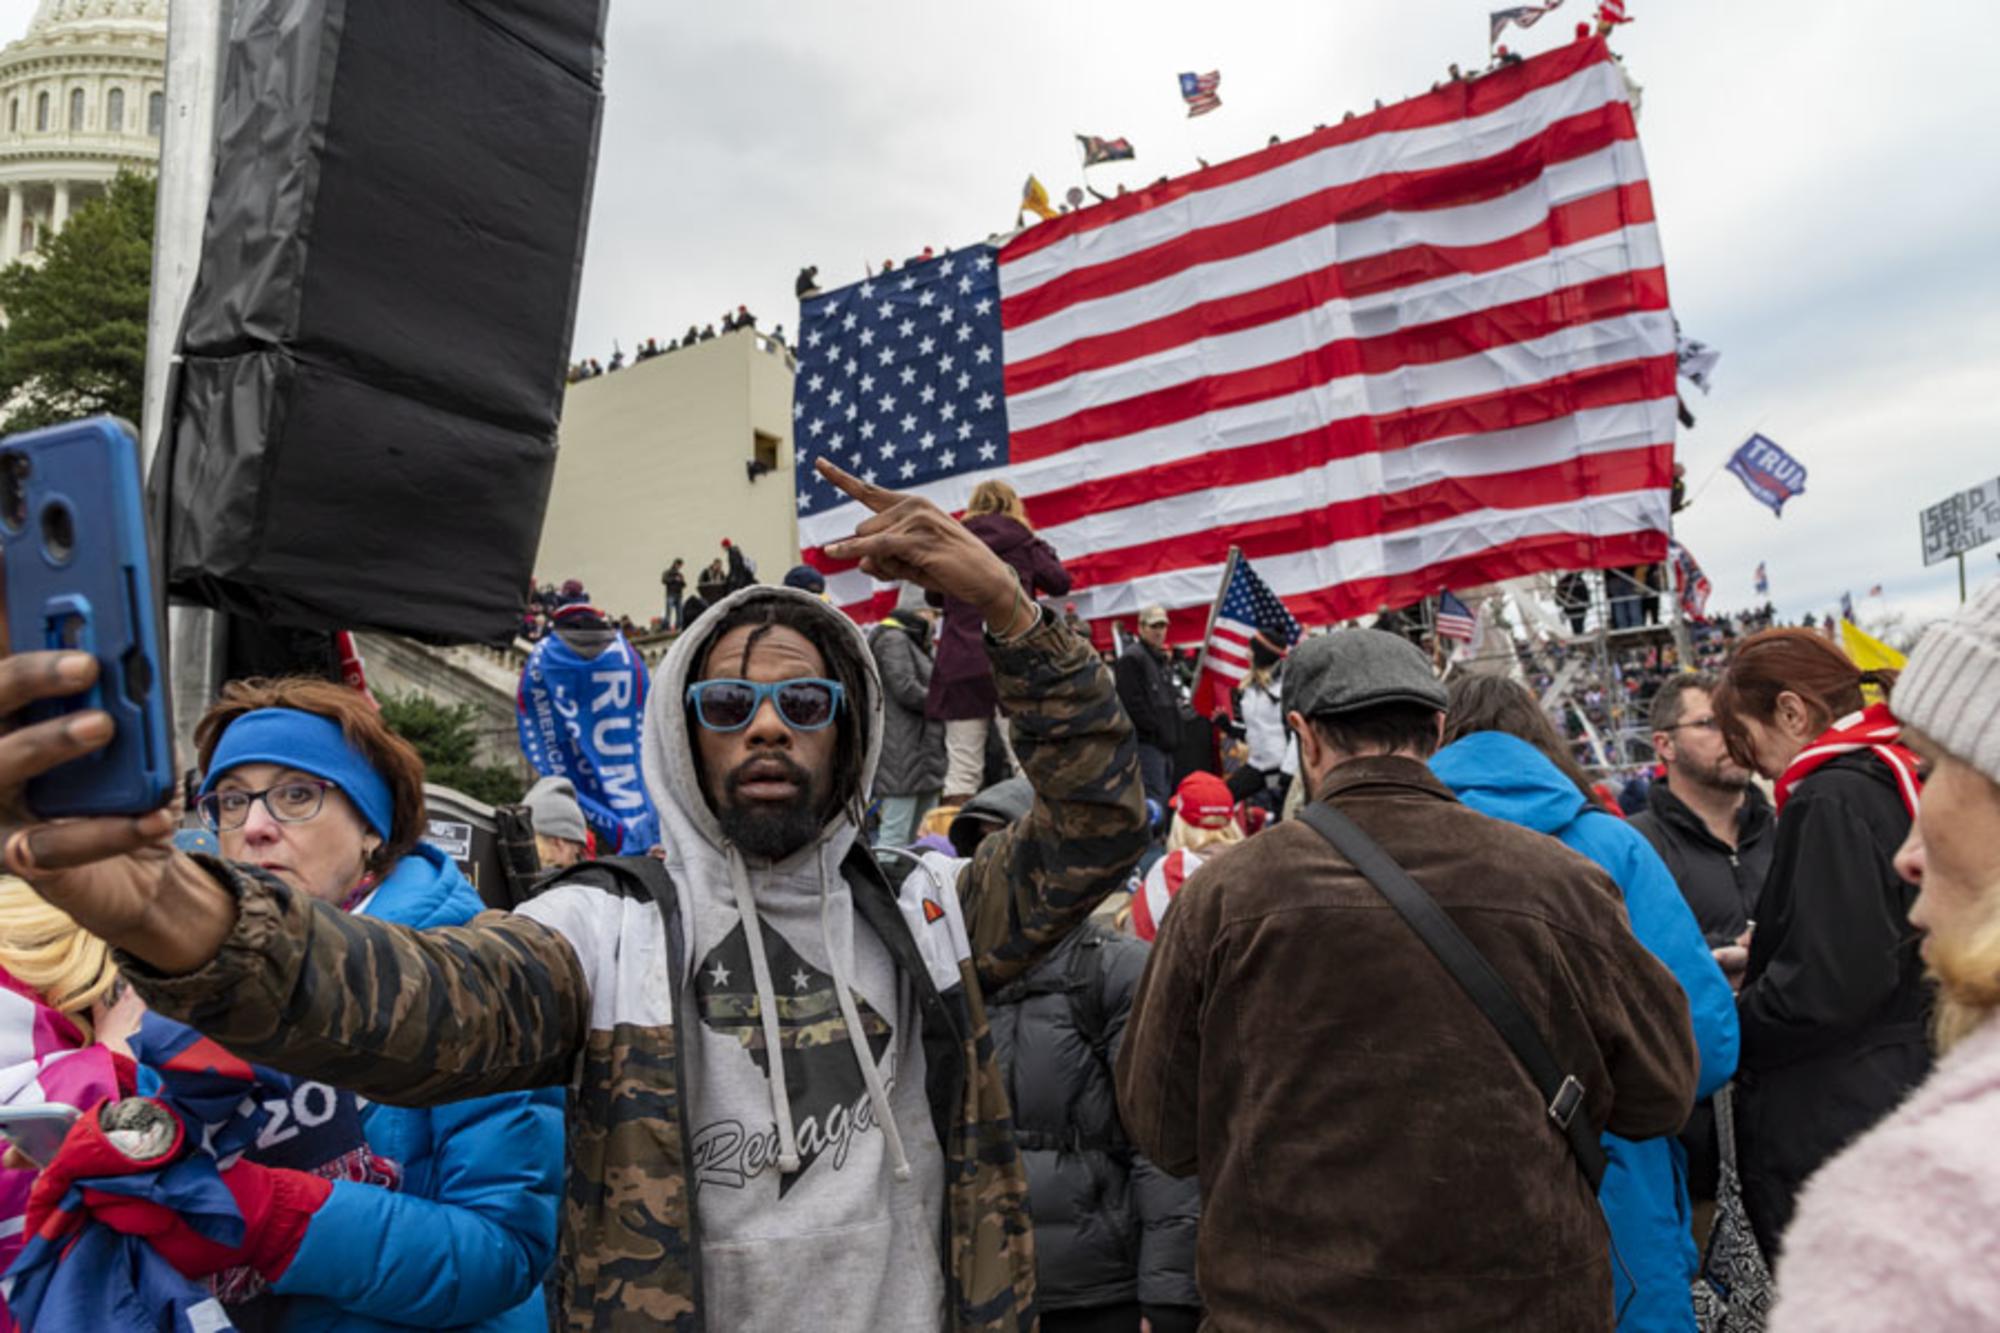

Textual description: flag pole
[1188,546,1241,707]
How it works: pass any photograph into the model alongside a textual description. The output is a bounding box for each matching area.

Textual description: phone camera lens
[39,501,74,566]
[0,452,28,533]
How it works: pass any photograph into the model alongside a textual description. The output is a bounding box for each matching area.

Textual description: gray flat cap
[1281,628,1447,720]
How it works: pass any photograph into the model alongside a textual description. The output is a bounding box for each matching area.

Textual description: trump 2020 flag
[1726,434,1806,516]
[795,39,1672,642]
[516,633,660,853]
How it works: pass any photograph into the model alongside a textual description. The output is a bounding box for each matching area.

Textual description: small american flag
[1192,550,1301,716]
[796,40,1671,643]
[1179,70,1222,118]
[1436,591,1479,642]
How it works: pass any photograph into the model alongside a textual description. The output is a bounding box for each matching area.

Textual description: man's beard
[1677,750,1751,796]
[716,753,824,860]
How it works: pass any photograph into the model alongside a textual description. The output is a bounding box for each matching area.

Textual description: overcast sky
[8,0,1996,631]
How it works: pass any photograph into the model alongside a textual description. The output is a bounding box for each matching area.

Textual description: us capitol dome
[0,0,166,265]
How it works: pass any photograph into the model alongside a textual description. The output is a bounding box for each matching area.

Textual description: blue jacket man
[1433,731,1738,1333]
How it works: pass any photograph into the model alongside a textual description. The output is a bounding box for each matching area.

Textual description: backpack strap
[1297,801,1608,1190]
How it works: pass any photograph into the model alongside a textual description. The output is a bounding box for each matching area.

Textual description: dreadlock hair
[689,592,874,825]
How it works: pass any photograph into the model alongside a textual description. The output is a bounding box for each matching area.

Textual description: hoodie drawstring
[819,846,914,1183]
[729,848,802,1174]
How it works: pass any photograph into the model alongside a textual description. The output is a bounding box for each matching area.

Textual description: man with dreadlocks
[0,460,1149,1332]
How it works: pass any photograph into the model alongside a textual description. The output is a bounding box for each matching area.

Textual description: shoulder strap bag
[1297,800,1608,1189]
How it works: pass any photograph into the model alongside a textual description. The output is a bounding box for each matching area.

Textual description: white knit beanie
[1892,581,2000,785]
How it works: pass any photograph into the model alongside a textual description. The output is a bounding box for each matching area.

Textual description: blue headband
[198,708,396,840]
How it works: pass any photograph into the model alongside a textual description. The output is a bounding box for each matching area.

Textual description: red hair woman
[1711,629,1931,1261]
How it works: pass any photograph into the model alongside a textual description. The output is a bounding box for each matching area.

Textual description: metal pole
[1960,551,1968,604]
[141,0,234,770]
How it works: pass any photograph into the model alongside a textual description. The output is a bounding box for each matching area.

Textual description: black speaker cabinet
[156,0,609,644]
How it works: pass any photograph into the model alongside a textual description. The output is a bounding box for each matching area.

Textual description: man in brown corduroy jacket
[1117,628,1699,1331]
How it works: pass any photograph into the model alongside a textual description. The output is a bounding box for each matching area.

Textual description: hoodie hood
[1430,731,1591,838]
[642,583,882,868]
[639,584,915,1187]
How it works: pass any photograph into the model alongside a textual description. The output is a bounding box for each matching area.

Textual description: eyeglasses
[197,778,334,832]
[686,677,846,733]
[1664,716,1723,733]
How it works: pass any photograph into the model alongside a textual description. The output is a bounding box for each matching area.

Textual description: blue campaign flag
[517,632,661,853]
[1725,433,1807,516]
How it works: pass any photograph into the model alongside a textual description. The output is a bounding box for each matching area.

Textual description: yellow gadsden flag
[1019,174,1058,223]
[1840,617,1907,673]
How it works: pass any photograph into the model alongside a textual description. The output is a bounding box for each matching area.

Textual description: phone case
[1,416,175,816]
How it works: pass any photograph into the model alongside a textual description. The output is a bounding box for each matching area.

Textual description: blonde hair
[1923,764,2000,1052]
[0,876,118,1039]
[965,479,1031,530]
[1166,814,1244,856]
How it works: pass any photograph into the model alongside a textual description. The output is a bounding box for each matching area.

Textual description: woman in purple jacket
[927,479,1072,802]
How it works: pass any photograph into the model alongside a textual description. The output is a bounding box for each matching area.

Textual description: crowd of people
[0,455,1996,1331]
[564,305,788,384]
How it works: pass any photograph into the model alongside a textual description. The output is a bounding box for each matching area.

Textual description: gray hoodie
[639,585,947,1331]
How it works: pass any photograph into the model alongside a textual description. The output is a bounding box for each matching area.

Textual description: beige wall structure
[0,0,166,266]
[536,328,800,625]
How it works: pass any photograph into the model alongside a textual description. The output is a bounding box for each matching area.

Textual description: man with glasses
[1630,672,1775,1241]
[1629,673,1775,957]
[0,460,1148,1333]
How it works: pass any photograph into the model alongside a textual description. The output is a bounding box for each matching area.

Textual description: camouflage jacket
[127,612,1146,1332]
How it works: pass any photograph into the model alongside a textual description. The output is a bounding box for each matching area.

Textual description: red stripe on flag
[1001,103,1637,330]
[1011,334,1673,462]
[1004,37,1620,263]
[1004,187,1658,397]
[1053,444,1672,589]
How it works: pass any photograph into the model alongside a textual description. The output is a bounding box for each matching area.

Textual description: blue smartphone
[0,416,175,817]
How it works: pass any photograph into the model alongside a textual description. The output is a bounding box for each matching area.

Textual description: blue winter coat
[1432,732,1737,1333]
[268,846,563,1331]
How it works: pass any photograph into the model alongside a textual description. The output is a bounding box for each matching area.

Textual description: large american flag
[796,39,1673,645]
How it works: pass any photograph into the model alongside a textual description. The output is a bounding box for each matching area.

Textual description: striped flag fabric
[1179,70,1222,117]
[1491,3,1563,46]
[1191,549,1302,716]
[794,39,1673,642]
[1670,542,1711,621]
[1436,591,1479,642]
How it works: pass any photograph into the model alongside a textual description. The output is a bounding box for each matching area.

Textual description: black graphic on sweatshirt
[692,916,894,1196]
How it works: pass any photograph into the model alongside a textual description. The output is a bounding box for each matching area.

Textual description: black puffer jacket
[1734,750,1933,1257]
[1628,778,1775,946]
[868,613,945,798]
[987,922,1200,1317]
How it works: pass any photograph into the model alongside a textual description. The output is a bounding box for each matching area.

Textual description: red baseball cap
[1170,772,1236,829]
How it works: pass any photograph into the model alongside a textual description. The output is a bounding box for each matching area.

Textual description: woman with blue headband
[95,678,561,1332]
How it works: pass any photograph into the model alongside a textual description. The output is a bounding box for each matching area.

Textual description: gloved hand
[84,1157,332,1281]
[23,1095,185,1244]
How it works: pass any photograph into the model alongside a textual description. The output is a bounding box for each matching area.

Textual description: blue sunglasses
[686,677,847,733]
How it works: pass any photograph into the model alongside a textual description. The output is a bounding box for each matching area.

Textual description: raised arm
[812,458,1148,991]
[957,614,1146,988]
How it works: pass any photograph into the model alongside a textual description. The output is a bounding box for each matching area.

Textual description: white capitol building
[0,0,165,265]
